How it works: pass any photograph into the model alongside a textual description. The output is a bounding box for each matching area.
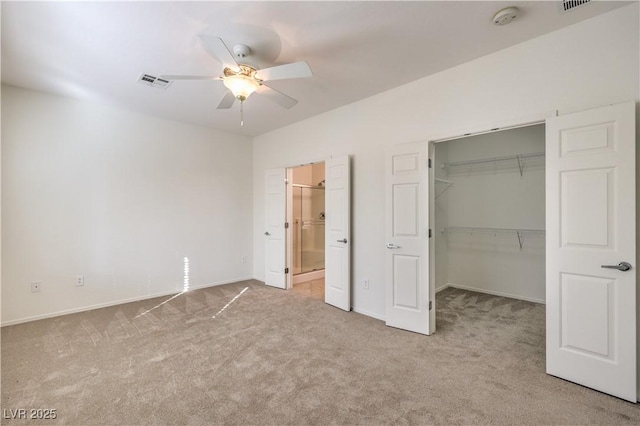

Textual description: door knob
[601,262,632,271]
[264,231,270,236]
[337,238,348,243]
[386,243,401,249]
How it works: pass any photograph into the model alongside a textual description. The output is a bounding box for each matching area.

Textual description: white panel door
[385,142,433,335]
[325,155,351,311]
[264,168,286,289]
[546,102,636,402]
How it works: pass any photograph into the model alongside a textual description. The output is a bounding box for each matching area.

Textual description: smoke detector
[493,7,518,25]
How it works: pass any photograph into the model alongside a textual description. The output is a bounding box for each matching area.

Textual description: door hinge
[429,229,432,238]
[429,300,433,311]
[428,158,432,168]
[285,222,289,229]
[285,267,289,274]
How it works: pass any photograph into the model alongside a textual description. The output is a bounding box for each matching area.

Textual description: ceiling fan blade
[198,35,240,72]
[257,84,298,109]
[160,75,220,80]
[255,61,312,82]
[216,91,237,109]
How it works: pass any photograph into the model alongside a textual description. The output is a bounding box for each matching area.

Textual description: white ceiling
[1,1,632,136]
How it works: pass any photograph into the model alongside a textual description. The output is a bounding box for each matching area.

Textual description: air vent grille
[137,73,172,89]
[562,0,591,12]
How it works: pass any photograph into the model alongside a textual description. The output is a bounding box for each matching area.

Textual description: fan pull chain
[240,100,244,127]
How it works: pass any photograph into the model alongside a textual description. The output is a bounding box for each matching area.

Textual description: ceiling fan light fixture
[222,65,261,101]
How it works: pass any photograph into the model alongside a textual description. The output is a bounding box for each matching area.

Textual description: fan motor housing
[233,44,251,58]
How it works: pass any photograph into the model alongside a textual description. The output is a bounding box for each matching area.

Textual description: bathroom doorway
[288,162,325,297]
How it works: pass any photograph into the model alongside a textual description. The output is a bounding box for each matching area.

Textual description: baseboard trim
[1,276,254,327]
[444,282,545,304]
[436,284,450,293]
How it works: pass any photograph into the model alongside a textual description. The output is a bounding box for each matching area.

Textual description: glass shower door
[293,185,325,275]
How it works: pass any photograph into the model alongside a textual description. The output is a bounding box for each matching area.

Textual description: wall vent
[561,0,591,12]
[137,73,172,89]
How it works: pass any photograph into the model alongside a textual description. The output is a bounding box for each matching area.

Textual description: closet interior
[434,124,546,303]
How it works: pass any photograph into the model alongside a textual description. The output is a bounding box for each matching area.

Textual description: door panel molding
[264,168,286,289]
[325,155,351,311]
[546,101,636,402]
[385,141,432,335]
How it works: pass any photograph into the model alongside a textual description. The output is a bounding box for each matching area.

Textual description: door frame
[285,167,294,290]
[427,111,556,317]
[284,160,327,291]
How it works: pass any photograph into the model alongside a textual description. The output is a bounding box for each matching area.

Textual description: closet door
[325,155,351,311]
[546,102,636,402]
[385,141,433,335]
[264,168,286,289]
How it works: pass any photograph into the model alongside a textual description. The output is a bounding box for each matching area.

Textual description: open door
[385,142,433,335]
[325,155,351,311]
[264,168,286,289]
[546,102,636,402]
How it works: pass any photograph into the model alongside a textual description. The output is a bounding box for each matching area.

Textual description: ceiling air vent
[137,73,172,90]
[561,0,591,12]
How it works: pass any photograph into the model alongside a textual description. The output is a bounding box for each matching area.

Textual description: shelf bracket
[435,182,455,199]
[435,178,455,200]
[516,155,524,177]
[516,231,524,250]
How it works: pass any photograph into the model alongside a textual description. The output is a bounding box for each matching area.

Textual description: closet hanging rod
[445,226,545,234]
[445,226,545,250]
[441,152,545,169]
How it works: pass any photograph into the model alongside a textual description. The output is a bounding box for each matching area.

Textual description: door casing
[270,158,351,309]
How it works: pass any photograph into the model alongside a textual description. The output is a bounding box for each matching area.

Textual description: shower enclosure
[291,184,325,276]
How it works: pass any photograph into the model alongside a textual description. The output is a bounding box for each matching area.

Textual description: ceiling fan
[161,35,312,125]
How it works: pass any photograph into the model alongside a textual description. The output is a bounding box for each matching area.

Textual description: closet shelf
[444,226,545,250]
[441,152,544,177]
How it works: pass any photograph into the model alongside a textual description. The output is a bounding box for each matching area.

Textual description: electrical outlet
[31,281,42,293]
[363,279,370,290]
[76,275,84,287]
[241,256,248,264]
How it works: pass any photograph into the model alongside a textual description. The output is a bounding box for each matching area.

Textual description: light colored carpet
[2,280,639,425]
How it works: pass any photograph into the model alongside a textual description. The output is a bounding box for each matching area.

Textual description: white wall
[1,85,254,325]
[435,125,545,302]
[253,4,639,323]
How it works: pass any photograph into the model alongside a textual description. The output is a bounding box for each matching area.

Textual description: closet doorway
[431,105,638,402]
[433,124,546,304]
[288,163,326,298]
